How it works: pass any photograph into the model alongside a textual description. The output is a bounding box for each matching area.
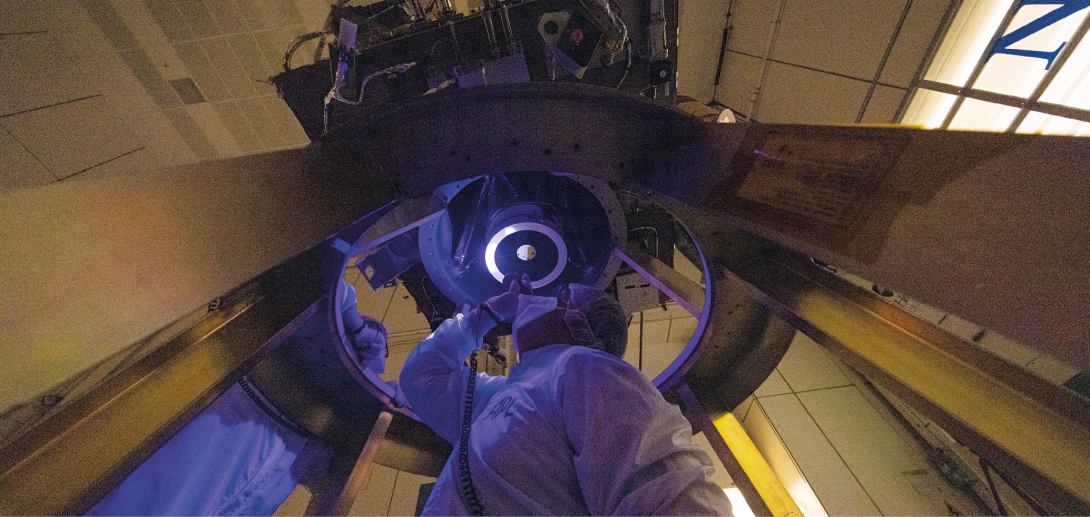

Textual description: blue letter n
[991,0,1090,69]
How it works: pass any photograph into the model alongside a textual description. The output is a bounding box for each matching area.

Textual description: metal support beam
[616,244,705,316]
[0,247,333,515]
[713,232,1090,516]
[678,383,800,517]
[306,410,394,516]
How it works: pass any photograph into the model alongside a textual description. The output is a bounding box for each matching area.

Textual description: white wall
[684,0,954,124]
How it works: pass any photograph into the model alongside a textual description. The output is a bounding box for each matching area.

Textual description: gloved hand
[483,273,531,323]
[349,319,387,370]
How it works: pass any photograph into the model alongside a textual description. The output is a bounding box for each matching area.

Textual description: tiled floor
[741,331,987,517]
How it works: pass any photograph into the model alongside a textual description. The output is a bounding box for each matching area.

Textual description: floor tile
[797,386,946,516]
[389,470,438,517]
[754,368,792,398]
[1,95,142,180]
[776,332,852,393]
[349,463,398,516]
[758,394,880,516]
[741,399,828,517]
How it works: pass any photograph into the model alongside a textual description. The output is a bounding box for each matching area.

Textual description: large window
[901,0,1090,135]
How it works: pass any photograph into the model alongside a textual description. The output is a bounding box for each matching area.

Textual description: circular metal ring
[484,222,568,288]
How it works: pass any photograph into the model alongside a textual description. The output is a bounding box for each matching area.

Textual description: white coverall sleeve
[562,352,733,516]
[399,309,506,445]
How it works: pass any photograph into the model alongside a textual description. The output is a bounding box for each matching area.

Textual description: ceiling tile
[77,0,138,50]
[213,100,263,153]
[713,51,762,118]
[206,0,249,35]
[725,0,782,57]
[881,0,952,88]
[59,148,151,183]
[238,96,286,148]
[0,127,54,192]
[121,48,184,108]
[1,95,142,179]
[759,394,881,516]
[160,108,210,160]
[756,62,870,124]
[0,32,100,116]
[0,0,51,34]
[861,84,908,124]
[773,0,909,81]
[677,0,730,101]
[229,33,278,89]
[144,0,194,42]
[261,95,310,147]
[754,368,792,397]
[175,0,221,39]
[201,37,257,99]
[176,41,231,101]
[186,102,243,156]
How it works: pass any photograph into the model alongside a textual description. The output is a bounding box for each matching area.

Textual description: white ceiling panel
[861,84,908,124]
[724,0,783,57]
[880,0,953,88]
[756,62,870,123]
[773,0,909,81]
[713,51,763,117]
[677,0,731,102]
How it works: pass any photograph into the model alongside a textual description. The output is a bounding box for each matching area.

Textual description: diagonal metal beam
[616,244,705,316]
[0,247,332,516]
[715,232,1090,516]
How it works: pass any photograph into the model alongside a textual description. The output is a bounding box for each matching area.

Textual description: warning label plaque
[736,133,896,228]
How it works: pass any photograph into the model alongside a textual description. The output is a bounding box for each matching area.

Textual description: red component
[570,28,584,46]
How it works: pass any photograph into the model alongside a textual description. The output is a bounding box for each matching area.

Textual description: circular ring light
[484,222,568,288]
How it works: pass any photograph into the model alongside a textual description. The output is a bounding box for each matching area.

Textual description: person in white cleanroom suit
[400,276,733,516]
[85,280,388,516]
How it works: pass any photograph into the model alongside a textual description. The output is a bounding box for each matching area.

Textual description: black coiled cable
[459,308,486,516]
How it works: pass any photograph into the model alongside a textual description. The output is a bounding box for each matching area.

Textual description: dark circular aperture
[495,230,559,282]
